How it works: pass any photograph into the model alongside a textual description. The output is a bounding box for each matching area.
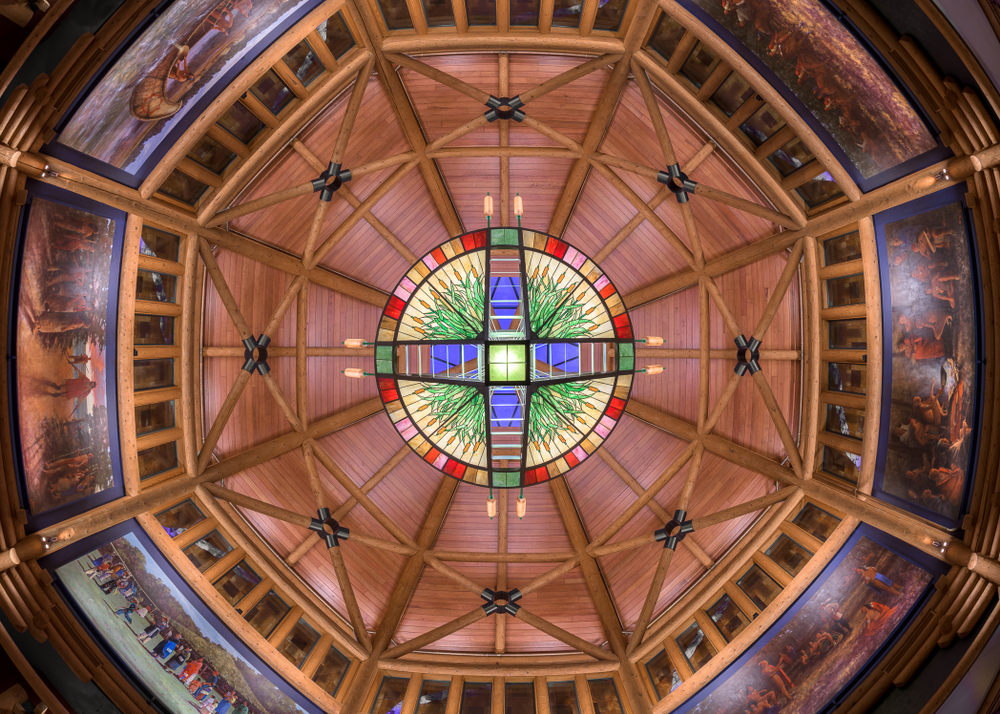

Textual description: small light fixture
[487,488,497,519]
[638,336,664,346]
[514,193,524,228]
[484,192,494,228]
[342,368,375,379]
[638,364,663,375]
[935,168,951,182]
[516,488,526,519]
[342,339,370,348]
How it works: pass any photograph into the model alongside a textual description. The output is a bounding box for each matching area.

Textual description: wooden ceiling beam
[302,442,374,653]
[547,0,660,236]
[204,346,376,357]
[309,439,420,548]
[381,658,619,677]
[629,445,700,652]
[550,479,654,714]
[349,1,464,237]
[292,139,419,264]
[32,398,384,555]
[337,478,459,714]
[287,445,410,565]
[380,34,624,55]
[496,487,509,654]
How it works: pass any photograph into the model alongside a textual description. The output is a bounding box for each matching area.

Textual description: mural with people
[884,202,976,521]
[14,197,117,515]
[684,537,930,714]
[57,533,312,714]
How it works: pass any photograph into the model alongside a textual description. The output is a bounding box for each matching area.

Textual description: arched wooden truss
[2,1,1000,714]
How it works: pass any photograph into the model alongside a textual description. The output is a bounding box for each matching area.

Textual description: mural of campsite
[57,0,315,173]
[57,533,312,714]
[683,537,931,714]
[883,202,976,522]
[687,0,936,179]
[14,196,117,516]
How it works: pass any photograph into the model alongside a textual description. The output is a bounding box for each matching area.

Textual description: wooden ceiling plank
[515,607,616,661]
[310,438,420,548]
[520,53,624,106]
[751,371,804,479]
[383,607,490,659]
[338,478,459,713]
[628,444,703,652]
[291,138,419,264]
[198,369,253,473]
[550,479,654,714]
[386,52,492,105]
[590,161,696,268]
[587,442,697,550]
[548,0,660,236]
[689,488,795,532]
[308,159,421,269]
[286,444,411,563]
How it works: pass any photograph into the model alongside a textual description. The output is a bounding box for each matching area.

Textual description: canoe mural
[884,202,976,521]
[684,537,931,714]
[14,197,117,515]
[688,0,937,178]
[58,0,313,173]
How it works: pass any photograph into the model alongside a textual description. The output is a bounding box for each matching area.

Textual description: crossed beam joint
[241,334,272,375]
[653,509,694,551]
[480,586,523,616]
[311,161,354,202]
[484,95,526,123]
[656,163,698,203]
[309,507,350,548]
[733,334,763,377]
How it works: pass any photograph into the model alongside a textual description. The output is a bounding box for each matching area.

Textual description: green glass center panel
[488,344,526,382]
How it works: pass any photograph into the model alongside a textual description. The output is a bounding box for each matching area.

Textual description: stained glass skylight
[375,228,634,489]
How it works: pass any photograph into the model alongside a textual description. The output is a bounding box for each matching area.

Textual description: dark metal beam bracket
[480,587,523,615]
[484,95,526,122]
[654,510,693,550]
[311,162,353,202]
[310,508,351,548]
[242,334,272,375]
[657,163,698,203]
[734,334,762,376]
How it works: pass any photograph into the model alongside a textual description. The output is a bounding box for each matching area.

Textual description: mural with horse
[884,202,976,521]
[58,0,312,172]
[690,0,936,178]
[14,198,117,515]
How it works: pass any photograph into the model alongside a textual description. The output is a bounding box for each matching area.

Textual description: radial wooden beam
[752,370,804,478]
[382,607,490,659]
[302,442,372,653]
[550,479,654,714]
[689,487,796,531]
[595,448,714,568]
[308,439,419,548]
[337,479,459,714]
[549,0,660,236]
[629,445,703,651]
[499,53,510,228]
[515,607,617,662]
[347,5,464,235]
[385,52,492,104]
[587,442,698,550]
[631,59,704,268]
[496,488,509,654]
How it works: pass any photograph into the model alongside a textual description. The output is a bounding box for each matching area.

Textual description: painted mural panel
[687,0,936,178]
[885,203,975,521]
[58,0,313,173]
[686,537,930,714]
[15,198,116,515]
[57,533,311,714]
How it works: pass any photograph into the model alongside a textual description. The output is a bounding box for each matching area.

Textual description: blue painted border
[6,180,127,532]
[43,0,326,188]
[39,519,329,714]
[871,184,983,530]
[673,0,953,193]
[671,523,949,714]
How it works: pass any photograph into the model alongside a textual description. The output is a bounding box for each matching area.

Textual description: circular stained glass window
[374,228,634,489]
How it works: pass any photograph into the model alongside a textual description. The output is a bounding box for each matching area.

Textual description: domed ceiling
[204,49,801,654]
